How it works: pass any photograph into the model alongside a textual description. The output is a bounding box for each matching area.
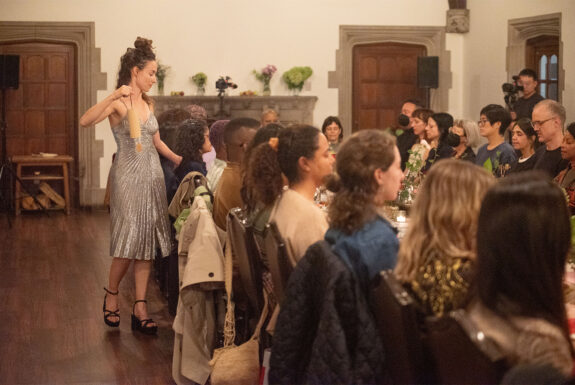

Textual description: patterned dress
[109,112,171,260]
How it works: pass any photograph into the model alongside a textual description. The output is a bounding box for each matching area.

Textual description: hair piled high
[245,125,320,208]
[326,130,396,234]
[475,171,571,348]
[175,119,208,166]
[395,159,494,282]
[116,37,156,105]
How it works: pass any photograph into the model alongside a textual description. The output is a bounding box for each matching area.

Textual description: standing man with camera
[512,68,545,121]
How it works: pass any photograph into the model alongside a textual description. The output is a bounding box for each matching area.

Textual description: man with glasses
[212,117,259,229]
[512,68,545,121]
[532,99,568,178]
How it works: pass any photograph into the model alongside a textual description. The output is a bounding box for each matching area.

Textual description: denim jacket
[325,216,399,293]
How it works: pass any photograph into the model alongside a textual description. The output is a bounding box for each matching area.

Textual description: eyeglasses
[531,117,556,128]
[477,119,489,126]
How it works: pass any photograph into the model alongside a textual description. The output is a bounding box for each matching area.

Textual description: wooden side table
[11,155,74,215]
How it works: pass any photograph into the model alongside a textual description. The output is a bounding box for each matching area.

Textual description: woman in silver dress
[80,37,182,334]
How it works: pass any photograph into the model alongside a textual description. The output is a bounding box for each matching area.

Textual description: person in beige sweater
[247,124,334,266]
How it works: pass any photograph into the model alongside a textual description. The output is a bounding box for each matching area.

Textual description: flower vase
[262,81,271,96]
[157,82,165,96]
[196,86,205,96]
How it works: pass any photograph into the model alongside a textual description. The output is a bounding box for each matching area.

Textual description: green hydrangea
[282,66,313,91]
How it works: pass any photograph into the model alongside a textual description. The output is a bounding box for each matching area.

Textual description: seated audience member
[468,172,574,376]
[269,130,402,385]
[421,112,455,173]
[533,99,568,178]
[475,104,517,177]
[251,125,334,266]
[406,108,433,169]
[395,159,493,316]
[186,104,208,121]
[396,99,421,170]
[206,119,229,192]
[452,119,482,163]
[508,118,538,174]
[212,118,259,230]
[260,108,279,126]
[321,116,344,155]
[555,122,575,215]
[325,130,404,292]
[241,123,285,249]
[166,119,212,202]
[512,68,545,121]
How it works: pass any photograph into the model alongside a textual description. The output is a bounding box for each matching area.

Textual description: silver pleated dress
[109,112,171,260]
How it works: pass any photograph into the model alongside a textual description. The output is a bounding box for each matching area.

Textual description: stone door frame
[0,21,107,206]
[328,25,452,137]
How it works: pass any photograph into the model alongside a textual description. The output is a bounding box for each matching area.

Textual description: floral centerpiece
[191,72,208,95]
[282,66,313,95]
[156,61,170,95]
[398,148,424,207]
[252,65,277,96]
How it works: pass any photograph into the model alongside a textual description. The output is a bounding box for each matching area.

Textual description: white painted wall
[2,0,575,187]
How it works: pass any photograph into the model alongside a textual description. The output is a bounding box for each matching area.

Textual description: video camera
[501,75,524,111]
[215,76,238,96]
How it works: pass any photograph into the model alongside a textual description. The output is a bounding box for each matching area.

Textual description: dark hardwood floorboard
[0,210,176,385]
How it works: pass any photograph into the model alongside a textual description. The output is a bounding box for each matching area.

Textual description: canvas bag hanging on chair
[209,234,269,385]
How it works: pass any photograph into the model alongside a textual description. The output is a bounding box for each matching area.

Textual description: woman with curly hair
[163,119,212,201]
[241,123,284,241]
[249,124,334,265]
[80,37,182,334]
[395,159,493,316]
[325,129,404,291]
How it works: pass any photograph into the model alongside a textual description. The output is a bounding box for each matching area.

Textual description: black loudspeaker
[417,56,438,89]
[0,55,20,90]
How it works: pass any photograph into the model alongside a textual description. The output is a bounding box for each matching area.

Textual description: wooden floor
[0,209,176,385]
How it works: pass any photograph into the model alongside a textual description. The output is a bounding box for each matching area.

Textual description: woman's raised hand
[114,85,132,100]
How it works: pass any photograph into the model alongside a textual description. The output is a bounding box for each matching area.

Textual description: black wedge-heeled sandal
[131,300,157,335]
[103,287,120,327]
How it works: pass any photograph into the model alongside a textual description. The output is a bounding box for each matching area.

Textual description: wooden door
[353,43,427,132]
[525,35,559,101]
[0,42,77,206]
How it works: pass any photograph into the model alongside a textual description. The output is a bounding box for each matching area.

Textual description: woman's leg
[133,259,156,326]
[105,257,132,322]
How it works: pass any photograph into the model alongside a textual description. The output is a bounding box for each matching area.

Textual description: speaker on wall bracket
[417,56,438,89]
[0,55,20,90]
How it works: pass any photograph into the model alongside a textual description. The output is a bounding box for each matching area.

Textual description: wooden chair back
[425,309,507,385]
[371,270,435,384]
[263,221,293,304]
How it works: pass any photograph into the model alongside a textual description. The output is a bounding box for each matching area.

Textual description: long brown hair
[395,159,494,281]
[116,37,155,106]
[326,130,396,234]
